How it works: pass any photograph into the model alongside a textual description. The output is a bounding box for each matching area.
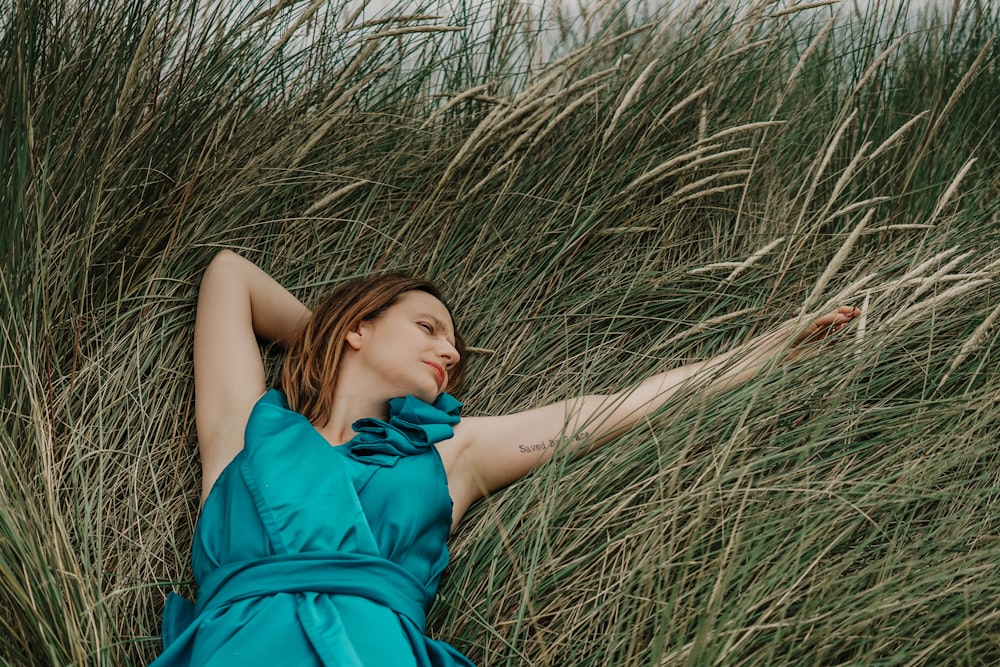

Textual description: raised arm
[194,250,311,502]
[448,307,859,510]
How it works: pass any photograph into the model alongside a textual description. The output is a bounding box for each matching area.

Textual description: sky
[348,0,955,19]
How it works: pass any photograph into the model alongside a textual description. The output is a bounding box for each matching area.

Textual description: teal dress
[152,389,476,666]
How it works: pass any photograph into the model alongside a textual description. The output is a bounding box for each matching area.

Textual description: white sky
[349,0,953,20]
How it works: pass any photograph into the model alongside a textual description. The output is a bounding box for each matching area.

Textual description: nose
[439,340,460,368]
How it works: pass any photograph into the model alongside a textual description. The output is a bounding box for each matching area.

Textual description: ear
[345,320,366,351]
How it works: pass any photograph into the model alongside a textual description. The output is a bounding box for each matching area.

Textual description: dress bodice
[193,390,460,595]
[153,389,475,667]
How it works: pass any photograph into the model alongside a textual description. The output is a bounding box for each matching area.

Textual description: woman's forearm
[693,320,798,394]
[597,310,856,437]
[206,250,312,347]
[663,310,851,400]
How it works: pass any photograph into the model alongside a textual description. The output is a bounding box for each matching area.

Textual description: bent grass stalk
[421,83,492,129]
[618,143,725,196]
[261,0,328,67]
[509,67,617,146]
[855,289,871,348]
[939,301,1000,386]
[662,169,752,208]
[654,84,711,130]
[602,58,658,145]
[923,156,977,227]
[868,110,928,161]
[530,86,606,150]
[847,32,908,103]
[775,13,835,106]
[650,308,759,352]
[792,108,858,234]
[811,141,872,227]
[768,0,840,19]
[303,179,371,216]
[672,181,748,206]
[897,246,962,285]
[822,196,892,227]
[902,250,975,307]
[350,24,465,42]
[919,37,995,163]
[725,237,786,283]
[883,278,992,330]
[699,121,787,145]
[814,272,880,314]
[346,14,447,31]
[670,148,753,176]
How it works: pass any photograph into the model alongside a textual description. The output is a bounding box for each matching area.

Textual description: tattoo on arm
[518,431,592,454]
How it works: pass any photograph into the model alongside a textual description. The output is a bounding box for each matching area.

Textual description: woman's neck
[315,375,392,446]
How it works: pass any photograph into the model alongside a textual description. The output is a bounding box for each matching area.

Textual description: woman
[153,250,859,666]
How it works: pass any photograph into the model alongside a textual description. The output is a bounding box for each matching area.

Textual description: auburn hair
[279,274,466,426]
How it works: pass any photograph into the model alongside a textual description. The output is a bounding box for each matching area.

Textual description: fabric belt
[162,551,430,649]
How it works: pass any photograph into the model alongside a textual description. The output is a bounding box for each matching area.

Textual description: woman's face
[348,290,460,403]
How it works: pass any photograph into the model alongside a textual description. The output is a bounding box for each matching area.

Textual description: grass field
[2,0,999,664]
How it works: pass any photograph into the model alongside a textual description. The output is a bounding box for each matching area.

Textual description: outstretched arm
[194,250,311,502]
[449,307,860,507]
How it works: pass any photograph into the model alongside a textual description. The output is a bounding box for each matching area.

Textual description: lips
[424,361,446,388]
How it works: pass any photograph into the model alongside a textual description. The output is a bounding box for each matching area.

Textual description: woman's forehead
[396,290,455,328]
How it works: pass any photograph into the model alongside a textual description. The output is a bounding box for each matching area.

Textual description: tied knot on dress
[347,393,462,467]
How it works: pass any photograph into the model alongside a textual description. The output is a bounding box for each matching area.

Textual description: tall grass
[2,0,999,664]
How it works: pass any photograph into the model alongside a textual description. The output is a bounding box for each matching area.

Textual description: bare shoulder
[435,410,556,520]
[434,395,635,522]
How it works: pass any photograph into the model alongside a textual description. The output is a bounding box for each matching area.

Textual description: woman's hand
[786,306,862,359]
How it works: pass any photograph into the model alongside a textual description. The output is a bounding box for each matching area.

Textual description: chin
[417,388,441,403]
[400,382,439,404]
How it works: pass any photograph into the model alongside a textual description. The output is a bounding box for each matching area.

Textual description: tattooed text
[518,432,592,454]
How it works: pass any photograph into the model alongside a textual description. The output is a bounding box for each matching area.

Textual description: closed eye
[418,322,434,334]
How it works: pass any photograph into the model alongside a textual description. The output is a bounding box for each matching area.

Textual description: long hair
[279,274,466,425]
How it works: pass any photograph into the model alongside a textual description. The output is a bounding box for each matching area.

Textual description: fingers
[836,305,862,319]
[822,306,861,323]
[785,305,862,360]
[814,306,860,327]
[810,305,861,338]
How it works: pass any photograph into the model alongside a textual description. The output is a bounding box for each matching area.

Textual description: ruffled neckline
[344,393,462,467]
